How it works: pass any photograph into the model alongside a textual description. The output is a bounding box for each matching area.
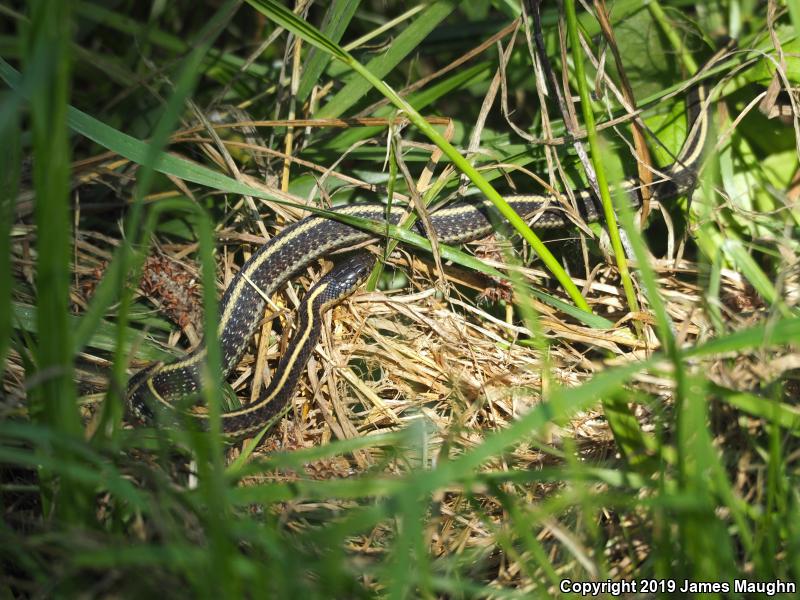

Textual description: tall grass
[2,1,799,597]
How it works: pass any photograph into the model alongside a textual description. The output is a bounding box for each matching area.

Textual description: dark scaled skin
[217,252,376,438]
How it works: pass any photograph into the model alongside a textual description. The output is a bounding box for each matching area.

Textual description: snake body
[128,84,710,439]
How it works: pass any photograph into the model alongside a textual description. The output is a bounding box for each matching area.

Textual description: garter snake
[127,84,710,440]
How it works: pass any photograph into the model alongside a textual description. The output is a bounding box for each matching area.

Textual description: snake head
[330,252,377,297]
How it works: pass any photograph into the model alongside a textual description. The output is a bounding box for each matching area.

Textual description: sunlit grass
[2,1,799,597]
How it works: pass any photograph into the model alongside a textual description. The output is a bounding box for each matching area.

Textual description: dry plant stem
[177,116,452,134]
[251,310,276,403]
[391,134,446,289]
[528,0,597,280]
[208,0,310,106]
[592,0,654,225]
[188,100,269,239]
[497,26,534,142]
[250,0,591,312]
[281,23,303,191]
[529,0,597,217]
[353,20,520,119]
[555,6,601,202]
[342,5,427,52]
[173,135,397,199]
[369,120,455,290]
[318,325,372,470]
[458,27,515,197]
[520,4,562,215]
[564,0,642,326]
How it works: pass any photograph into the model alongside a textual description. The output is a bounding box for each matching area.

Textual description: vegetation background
[1,0,799,597]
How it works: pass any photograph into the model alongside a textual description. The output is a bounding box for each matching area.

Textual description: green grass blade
[296,0,360,102]
[74,1,268,77]
[0,57,607,330]
[245,0,591,313]
[712,384,800,432]
[564,0,638,318]
[12,302,174,362]
[24,0,87,524]
[313,0,456,119]
[0,91,19,379]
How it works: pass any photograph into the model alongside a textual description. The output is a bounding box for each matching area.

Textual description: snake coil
[127,84,711,439]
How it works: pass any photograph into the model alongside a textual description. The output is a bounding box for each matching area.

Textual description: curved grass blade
[0,57,606,328]
[244,0,592,312]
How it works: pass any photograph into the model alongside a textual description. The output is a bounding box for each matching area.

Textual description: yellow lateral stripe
[198,279,329,422]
